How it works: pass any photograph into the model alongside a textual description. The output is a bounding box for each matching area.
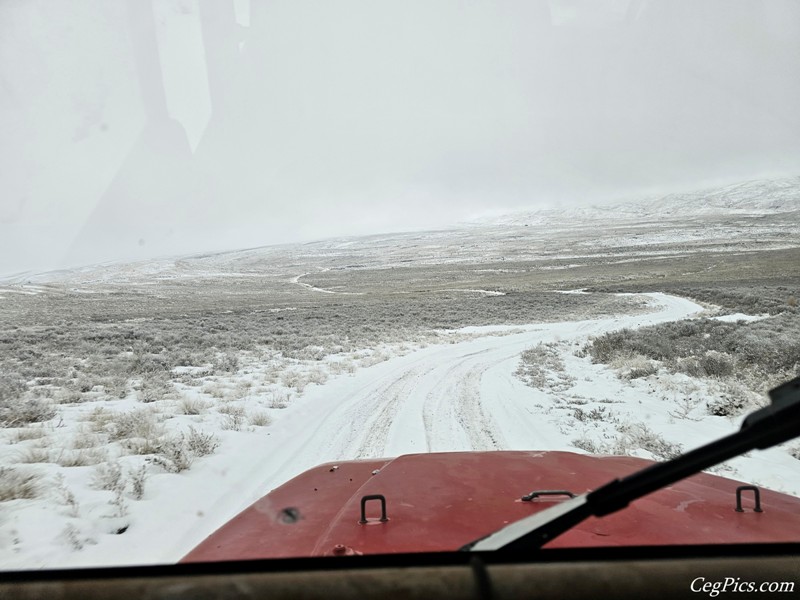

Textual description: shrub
[248,411,272,427]
[293,345,327,361]
[585,314,800,414]
[98,408,166,455]
[9,426,47,443]
[268,391,291,409]
[110,487,128,518]
[54,474,80,517]
[57,448,107,467]
[114,409,162,439]
[151,435,193,473]
[57,390,84,404]
[706,381,755,417]
[306,367,328,386]
[202,383,228,399]
[178,395,209,415]
[329,359,356,375]
[516,343,575,391]
[698,351,734,378]
[571,436,602,454]
[281,370,306,393]
[130,465,148,500]
[0,394,57,428]
[150,427,219,473]
[92,461,124,492]
[575,422,683,460]
[627,364,658,379]
[184,426,220,457]
[0,375,26,404]
[129,348,170,376]
[213,352,239,374]
[136,372,173,403]
[232,381,253,400]
[0,467,39,501]
[71,429,103,450]
[72,376,96,394]
[58,523,96,551]
[616,422,683,460]
[105,375,129,400]
[219,405,246,431]
[587,330,633,364]
[18,447,51,464]
[610,352,658,380]
[668,396,702,421]
[675,357,704,378]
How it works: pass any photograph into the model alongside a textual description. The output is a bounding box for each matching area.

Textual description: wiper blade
[464,375,800,552]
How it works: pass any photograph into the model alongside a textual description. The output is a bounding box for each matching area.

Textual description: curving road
[242,292,703,508]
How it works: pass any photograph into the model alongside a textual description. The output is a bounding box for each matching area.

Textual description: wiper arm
[464,375,800,552]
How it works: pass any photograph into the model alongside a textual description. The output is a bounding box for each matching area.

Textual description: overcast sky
[1,0,799,276]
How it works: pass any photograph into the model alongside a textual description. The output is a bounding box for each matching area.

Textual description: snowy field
[1,178,799,569]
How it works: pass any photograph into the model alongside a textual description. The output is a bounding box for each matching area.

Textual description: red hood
[182,451,800,561]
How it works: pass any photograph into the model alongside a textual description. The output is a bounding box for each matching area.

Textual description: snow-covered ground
[2,178,799,570]
[2,290,797,570]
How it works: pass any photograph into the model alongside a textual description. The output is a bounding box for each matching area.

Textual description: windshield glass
[1,0,799,569]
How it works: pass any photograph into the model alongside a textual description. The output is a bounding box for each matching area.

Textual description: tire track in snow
[456,361,506,450]
[421,351,508,451]
[350,368,424,458]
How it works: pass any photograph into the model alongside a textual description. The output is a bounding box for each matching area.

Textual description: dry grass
[218,404,246,431]
[178,396,209,416]
[202,383,228,400]
[0,467,40,501]
[8,426,48,443]
[56,448,108,467]
[91,461,124,492]
[572,421,683,461]
[248,410,272,427]
[231,381,253,400]
[17,447,52,464]
[71,428,104,450]
[516,342,576,391]
[609,352,659,380]
[267,391,291,409]
[149,427,220,473]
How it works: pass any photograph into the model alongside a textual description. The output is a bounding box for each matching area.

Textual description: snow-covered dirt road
[264,293,701,465]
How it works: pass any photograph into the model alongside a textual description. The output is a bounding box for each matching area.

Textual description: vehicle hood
[182,451,800,561]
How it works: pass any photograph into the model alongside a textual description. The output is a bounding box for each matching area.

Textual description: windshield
[1,0,799,570]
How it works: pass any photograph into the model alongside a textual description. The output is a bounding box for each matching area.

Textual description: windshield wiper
[463,375,800,552]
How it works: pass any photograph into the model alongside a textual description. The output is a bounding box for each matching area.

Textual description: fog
[1,0,799,276]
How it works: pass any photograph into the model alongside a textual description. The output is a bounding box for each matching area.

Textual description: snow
[439,289,506,296]
[712,313,770,323]
[5,290,797,570]
[2,178,799,568]
[469,176,800,227]
[0,288,39,296]
[291,272,363,295]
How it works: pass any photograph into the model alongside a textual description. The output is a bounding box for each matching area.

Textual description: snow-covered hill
[474,176,800,227]
[5,176,799,289]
